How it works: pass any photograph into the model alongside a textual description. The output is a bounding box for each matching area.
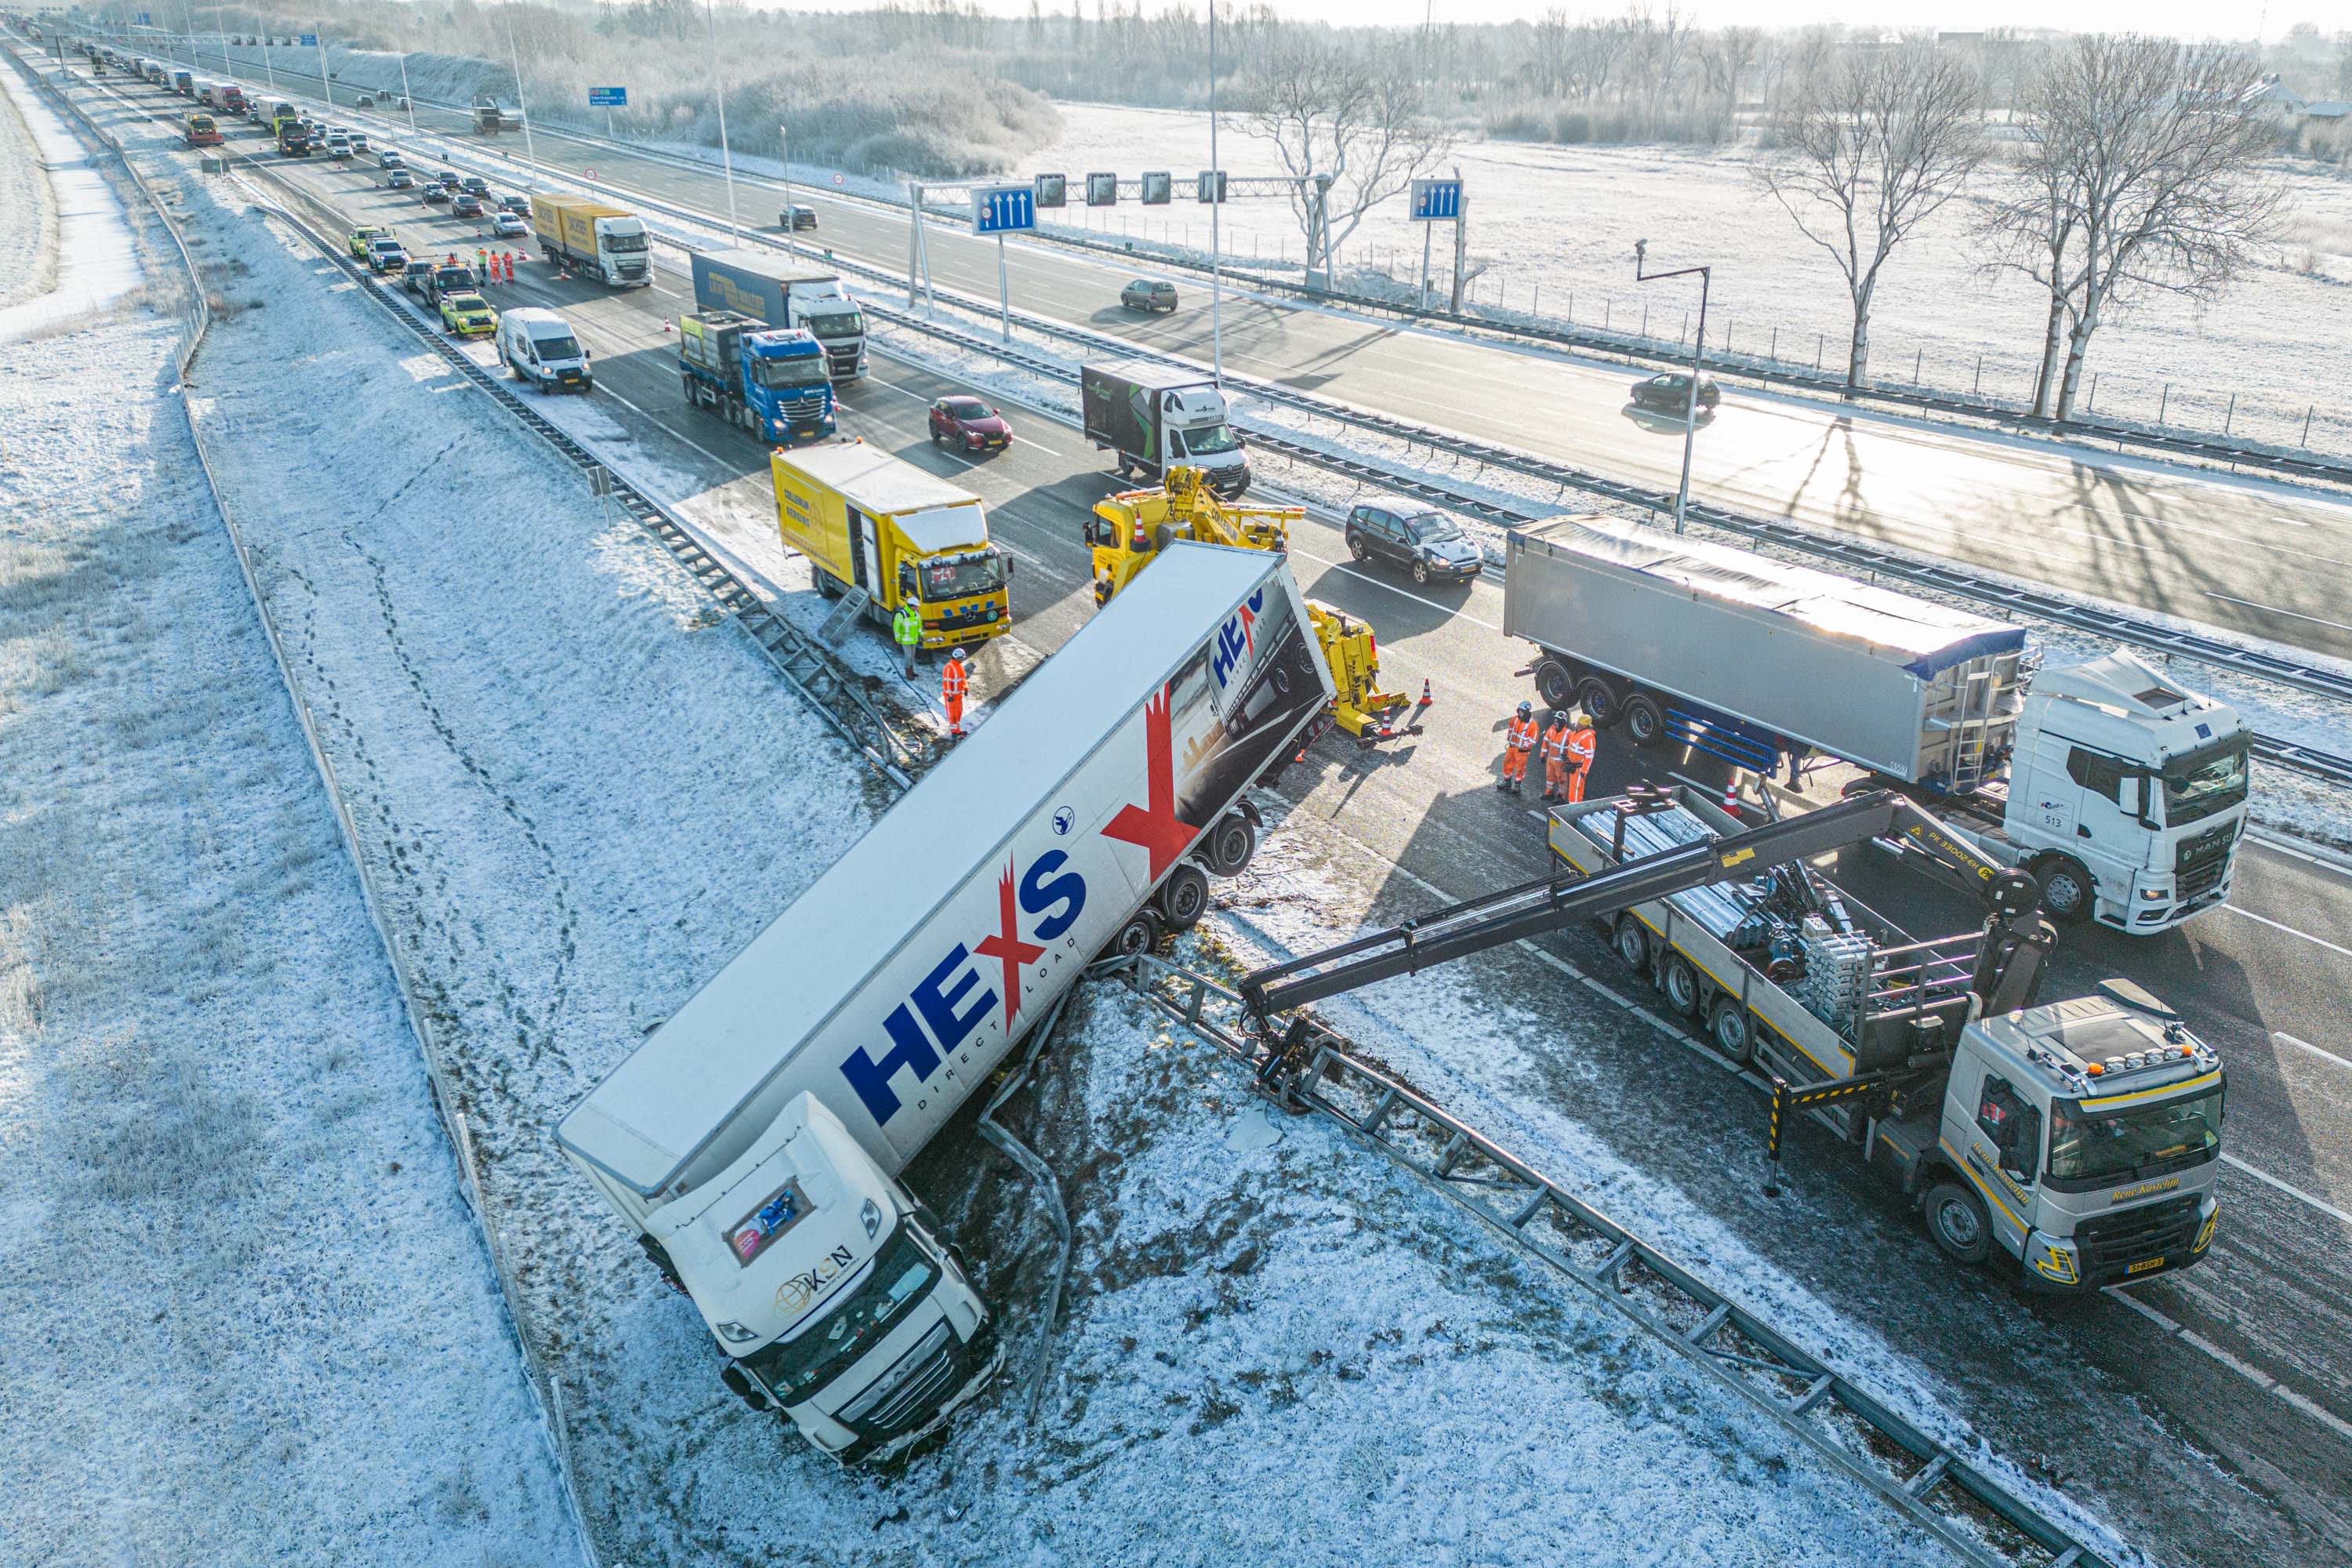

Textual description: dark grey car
[1120,278,1178,314]
[1345,502,1483,585]
[1630,370,1720,413]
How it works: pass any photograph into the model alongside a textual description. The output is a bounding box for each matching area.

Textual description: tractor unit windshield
[735,1225,939,1404]
[2158,739,2250,826]
[2045,1080,2225,1191]
[753,355,829,390]
[919,550,1007,601]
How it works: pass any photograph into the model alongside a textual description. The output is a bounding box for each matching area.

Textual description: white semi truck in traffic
[557,543,1335,1463]
[1505,516,2252,934]
[1083,361,1251,498]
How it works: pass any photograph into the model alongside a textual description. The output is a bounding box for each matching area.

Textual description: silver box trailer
[1504,515,2027,789]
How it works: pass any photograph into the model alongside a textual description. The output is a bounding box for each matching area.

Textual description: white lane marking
[2105,1288,2352,1441]
[2221,1152,2352,1229]
[572,386,742,473]
[2272,1031,2352,1074]
[2270,516,2311,528]
[1284,547,1501,630]
[2205,592,2352,634]
[2222,902,2352,960]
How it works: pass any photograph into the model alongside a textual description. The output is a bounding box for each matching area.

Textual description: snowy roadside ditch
[79,85,2025,1566]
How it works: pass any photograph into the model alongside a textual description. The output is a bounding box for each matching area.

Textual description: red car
[928,396,1011,454]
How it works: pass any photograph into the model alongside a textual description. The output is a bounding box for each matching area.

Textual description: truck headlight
[714,1319,758,1345]
[2138,887,2168,902]
[860,1198,883,1239]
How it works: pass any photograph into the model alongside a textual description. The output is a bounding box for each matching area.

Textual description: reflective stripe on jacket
[1542,723,1571,762]
[1567,728,1597,768]
[1506,717,1539,752]
[893,604,921,645]
[942,660,967,700]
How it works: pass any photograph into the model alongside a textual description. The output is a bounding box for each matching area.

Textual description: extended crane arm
[1240,790,2052,1020]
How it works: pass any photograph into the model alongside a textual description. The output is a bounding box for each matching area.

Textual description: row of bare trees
[1757,34,2280,420]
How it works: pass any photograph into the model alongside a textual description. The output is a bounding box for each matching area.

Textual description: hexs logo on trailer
[1210,590,1264,694]
[837,681,1210,1131]
[837,851,1087,1129]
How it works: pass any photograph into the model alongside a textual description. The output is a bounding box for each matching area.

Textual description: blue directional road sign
[298,33,317,46]
[1410,177,1462,222]
[588,86,626,107]
[971,183,1036,236]
[136,11,151,24]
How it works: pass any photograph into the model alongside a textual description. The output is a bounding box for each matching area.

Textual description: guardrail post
[2223,390,2234,434]
[1973,354,1982,397]
[2303,404,2314,448]
[1640,300,1648,338]
[1815,333,1823,370]
[1768,325,1776,363]
[2087,372,2097,413]
[2158,382,2169,426]
[1913,347,1922,385]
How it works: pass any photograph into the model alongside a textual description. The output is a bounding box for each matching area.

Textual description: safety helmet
[949,647,965,662]
[1548,710,1565,725]
[1516,701,1533,718]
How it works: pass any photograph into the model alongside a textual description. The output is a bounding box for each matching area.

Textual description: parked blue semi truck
[679,312,836,443]
[689,251,867,380]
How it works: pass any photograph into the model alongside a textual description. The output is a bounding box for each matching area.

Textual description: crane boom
[1239,791,2049,1018]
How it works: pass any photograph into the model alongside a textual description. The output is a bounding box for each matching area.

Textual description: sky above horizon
[924,0,2318,45]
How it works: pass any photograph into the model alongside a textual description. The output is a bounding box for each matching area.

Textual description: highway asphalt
[73,64,2352,1568]
[151,42,2352,669]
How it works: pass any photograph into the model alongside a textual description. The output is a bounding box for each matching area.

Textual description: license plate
[2127,1256,2166,1275]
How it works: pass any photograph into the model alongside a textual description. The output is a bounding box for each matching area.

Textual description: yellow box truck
[528,194,652,288]
[772,441,1012,650]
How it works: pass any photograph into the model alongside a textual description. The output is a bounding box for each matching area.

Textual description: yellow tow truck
[1087,466,1420,743]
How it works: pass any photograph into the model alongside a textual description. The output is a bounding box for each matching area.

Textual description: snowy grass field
[0,63,579,1567]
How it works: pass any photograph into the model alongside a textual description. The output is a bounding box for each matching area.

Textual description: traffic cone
[663,320,673,332]
[1417,678,1434,707]
[1722,771,1743,816]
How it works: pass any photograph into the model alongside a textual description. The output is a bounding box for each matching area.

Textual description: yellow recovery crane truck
[1087,466,1418,744]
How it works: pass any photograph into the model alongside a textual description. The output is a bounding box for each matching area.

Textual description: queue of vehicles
[71,27,2253,1460]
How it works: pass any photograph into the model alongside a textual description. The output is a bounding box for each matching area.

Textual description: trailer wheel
[1708,997,1754,1066]
[1157,865,1210,930]
[1662,953,1701,1017]
[2031,855,2094,926]
[1203,811,1258,877]
[1108,906,1163,959]
[1923,1181,1992,1266]
[814,572,840,600]
[1623,693,1666,749]
[1534,659,1575,710]
[1613,914,1649,975]
[1573,676,1621,729]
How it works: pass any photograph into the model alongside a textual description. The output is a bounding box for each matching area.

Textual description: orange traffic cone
[1722,772,1743,816]
[662,320,673,332]
[1417,678,1434,706]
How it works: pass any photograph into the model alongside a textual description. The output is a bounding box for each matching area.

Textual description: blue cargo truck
[679,311,836,443]
[689,250,867,380]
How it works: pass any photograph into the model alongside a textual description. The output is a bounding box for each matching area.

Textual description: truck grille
[2073,1192,2201,1281]
[2175,822,2236,900]
[857,1335,960,1433]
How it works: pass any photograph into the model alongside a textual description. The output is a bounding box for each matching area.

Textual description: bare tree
[1755,44,1985,388]
[1981,35,2283,419]
[1243,34,1454,274]
[1700,25,1763,118]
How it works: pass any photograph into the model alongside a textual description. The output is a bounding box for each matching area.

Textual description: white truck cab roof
[2024,648,2245,768]
[1974,978,2219,1105]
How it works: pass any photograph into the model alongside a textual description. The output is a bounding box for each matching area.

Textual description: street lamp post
[1208,0,1221,387]
[1633,238,1710,535]
[703,0,739,243]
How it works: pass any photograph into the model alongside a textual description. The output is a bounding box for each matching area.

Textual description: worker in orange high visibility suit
[1541,710,1573,801]
[942,646,969,738]
[1563,710,1597,803]
[1500,700,1538,793]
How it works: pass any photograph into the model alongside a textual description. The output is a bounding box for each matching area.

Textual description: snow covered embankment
[0,64,579,1568]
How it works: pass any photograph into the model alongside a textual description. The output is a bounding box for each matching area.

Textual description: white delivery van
[496,307,593,394]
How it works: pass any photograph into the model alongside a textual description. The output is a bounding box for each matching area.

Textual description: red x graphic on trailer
[1101,688,1199,881]
[972,860,1046,1028]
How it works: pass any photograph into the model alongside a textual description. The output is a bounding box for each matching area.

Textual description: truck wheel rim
[1937,1198,1982,1250]
[1713,1007,1747,1057]
[1617,922,1644,967]
[2045,871,2084,913]
[1667,964,1695,1011]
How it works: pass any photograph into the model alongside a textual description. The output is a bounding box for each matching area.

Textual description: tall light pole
[703,0,739,243]
[394,14,419,138]
[1208,0,1221,387]
[503,6,537,165]
[1633,238,1710,535]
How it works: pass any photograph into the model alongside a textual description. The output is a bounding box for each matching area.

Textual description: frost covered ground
[35,69,2018,1565]
[0,59,579,1568]
[0,61,133,337]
